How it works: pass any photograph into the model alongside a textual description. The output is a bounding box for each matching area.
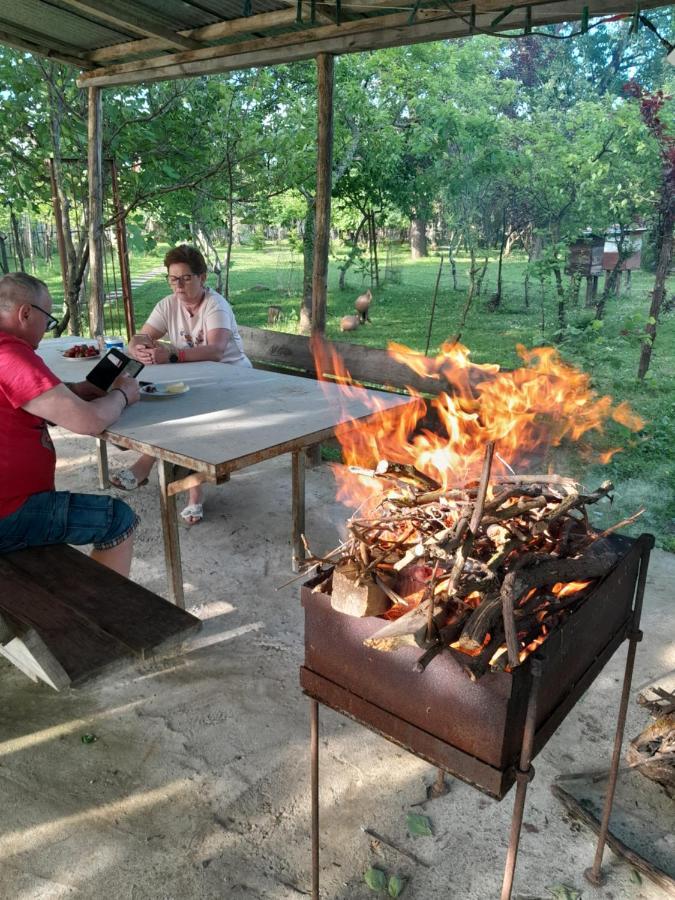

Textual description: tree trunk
[553,264,566,340]
[10,210,25,272]
[410,217,428,259]
[224,150,234,299]
[370,210,380,288]
[490,206,507,310]
[299,200,315,335]
[638,201,675,380]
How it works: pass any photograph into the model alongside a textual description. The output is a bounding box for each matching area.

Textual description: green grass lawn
[43,240,675,549]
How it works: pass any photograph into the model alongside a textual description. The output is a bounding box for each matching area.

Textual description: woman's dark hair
[164,244,208,276]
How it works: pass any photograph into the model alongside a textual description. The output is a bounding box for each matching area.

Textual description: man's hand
[112,373,141,406]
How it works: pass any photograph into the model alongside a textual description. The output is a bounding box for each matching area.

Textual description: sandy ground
[0,429,673,900]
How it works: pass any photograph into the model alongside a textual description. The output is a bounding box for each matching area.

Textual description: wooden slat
[88,7,302,63]
[4,545,200,650]
[77,0,670,87]
[238,325,443,394]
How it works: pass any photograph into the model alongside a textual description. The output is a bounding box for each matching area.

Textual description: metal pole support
[501,654,545,900]
[584,535,653,887]
[310,698,320,900]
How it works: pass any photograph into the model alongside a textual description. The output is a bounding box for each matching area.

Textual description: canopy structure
[0,0,668,88]
[1,0,671,335]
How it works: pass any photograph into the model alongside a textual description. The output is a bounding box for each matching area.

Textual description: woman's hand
[145,344,171,365]
[128,334,155,361]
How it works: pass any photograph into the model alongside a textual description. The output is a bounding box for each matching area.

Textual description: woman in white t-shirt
[110,245,251,525]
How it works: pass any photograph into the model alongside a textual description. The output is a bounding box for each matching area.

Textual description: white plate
[140,382,190,398]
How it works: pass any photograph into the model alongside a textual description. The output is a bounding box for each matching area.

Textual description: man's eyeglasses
[31,304,59,331]
[167,274,198,286]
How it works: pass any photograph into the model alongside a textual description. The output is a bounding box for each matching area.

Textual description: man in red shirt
[0,273,140,576]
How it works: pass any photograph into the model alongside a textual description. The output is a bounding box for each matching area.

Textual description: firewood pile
[305,444,644,681]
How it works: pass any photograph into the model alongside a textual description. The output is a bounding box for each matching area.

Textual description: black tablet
[85,347,144,392]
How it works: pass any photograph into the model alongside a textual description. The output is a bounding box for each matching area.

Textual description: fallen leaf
[406,812,433,837]
[630,869,642,885]
[388,873,406,897]
[81,733,97,744]
[364,867,387,892]
[523,822,539,833]
[546,884,581,900]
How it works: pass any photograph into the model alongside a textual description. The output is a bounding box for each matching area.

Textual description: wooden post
[311,52,334,336]
[87,86,104,338]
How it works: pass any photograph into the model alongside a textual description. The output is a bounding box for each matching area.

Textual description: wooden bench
[238,325,443,396]
[0,544,200,690]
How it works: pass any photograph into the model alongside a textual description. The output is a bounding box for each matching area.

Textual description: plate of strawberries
[63,343,100,359]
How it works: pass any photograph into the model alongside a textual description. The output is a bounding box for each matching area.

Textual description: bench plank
[0,560,132,682]
[0,546,201,688]
[5,545,200,651]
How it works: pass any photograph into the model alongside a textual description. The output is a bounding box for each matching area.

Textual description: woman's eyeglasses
[167,274,198,286]
[31,304,59,331]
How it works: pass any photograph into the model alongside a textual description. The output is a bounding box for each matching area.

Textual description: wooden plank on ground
[3,545,200,649]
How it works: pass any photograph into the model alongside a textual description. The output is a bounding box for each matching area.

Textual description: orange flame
[311,336,643,508]
[552,580,593,599]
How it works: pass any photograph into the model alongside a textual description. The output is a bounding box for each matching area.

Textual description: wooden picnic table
[39,336,411,608]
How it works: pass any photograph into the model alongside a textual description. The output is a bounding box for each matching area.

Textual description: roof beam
[57,0,203,50]
[88,7,302,63]
[78,0,671,88]
[0,23,91,68]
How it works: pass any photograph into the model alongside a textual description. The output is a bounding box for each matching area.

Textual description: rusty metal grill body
[300,533,654,898]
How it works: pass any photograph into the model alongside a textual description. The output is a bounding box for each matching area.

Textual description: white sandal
[110,468,149,491]
[180,503,204,525]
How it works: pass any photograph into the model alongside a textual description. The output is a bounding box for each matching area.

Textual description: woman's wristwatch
[169,351,179,364]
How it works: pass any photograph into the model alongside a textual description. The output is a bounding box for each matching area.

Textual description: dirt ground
[0,429,673,900]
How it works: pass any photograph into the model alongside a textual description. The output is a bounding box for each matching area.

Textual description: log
[331,561,389,618]
[626,713,675,796]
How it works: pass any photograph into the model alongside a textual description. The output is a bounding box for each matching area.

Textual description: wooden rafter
[78,0,669,88]
[57,0,203,51]
[0,22,92,68]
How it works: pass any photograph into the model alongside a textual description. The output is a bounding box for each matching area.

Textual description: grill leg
[501,655,545,900]
[584,536,652,887]
[311,698,320,900]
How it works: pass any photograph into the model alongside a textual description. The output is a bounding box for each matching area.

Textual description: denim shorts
[0,491,140,554]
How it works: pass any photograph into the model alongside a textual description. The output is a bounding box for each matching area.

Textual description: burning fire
[311,337,644,509]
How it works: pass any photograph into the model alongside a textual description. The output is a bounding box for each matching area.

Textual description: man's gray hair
[0,272,49,312]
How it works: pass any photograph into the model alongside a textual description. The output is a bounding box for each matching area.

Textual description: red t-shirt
[0,332,62,517]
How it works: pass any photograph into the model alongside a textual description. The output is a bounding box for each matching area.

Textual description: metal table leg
[292,450,306,573]
[158,459,185,609]
[96,438,109,489]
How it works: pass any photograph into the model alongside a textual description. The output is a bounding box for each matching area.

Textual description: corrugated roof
[0,0,671,85]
